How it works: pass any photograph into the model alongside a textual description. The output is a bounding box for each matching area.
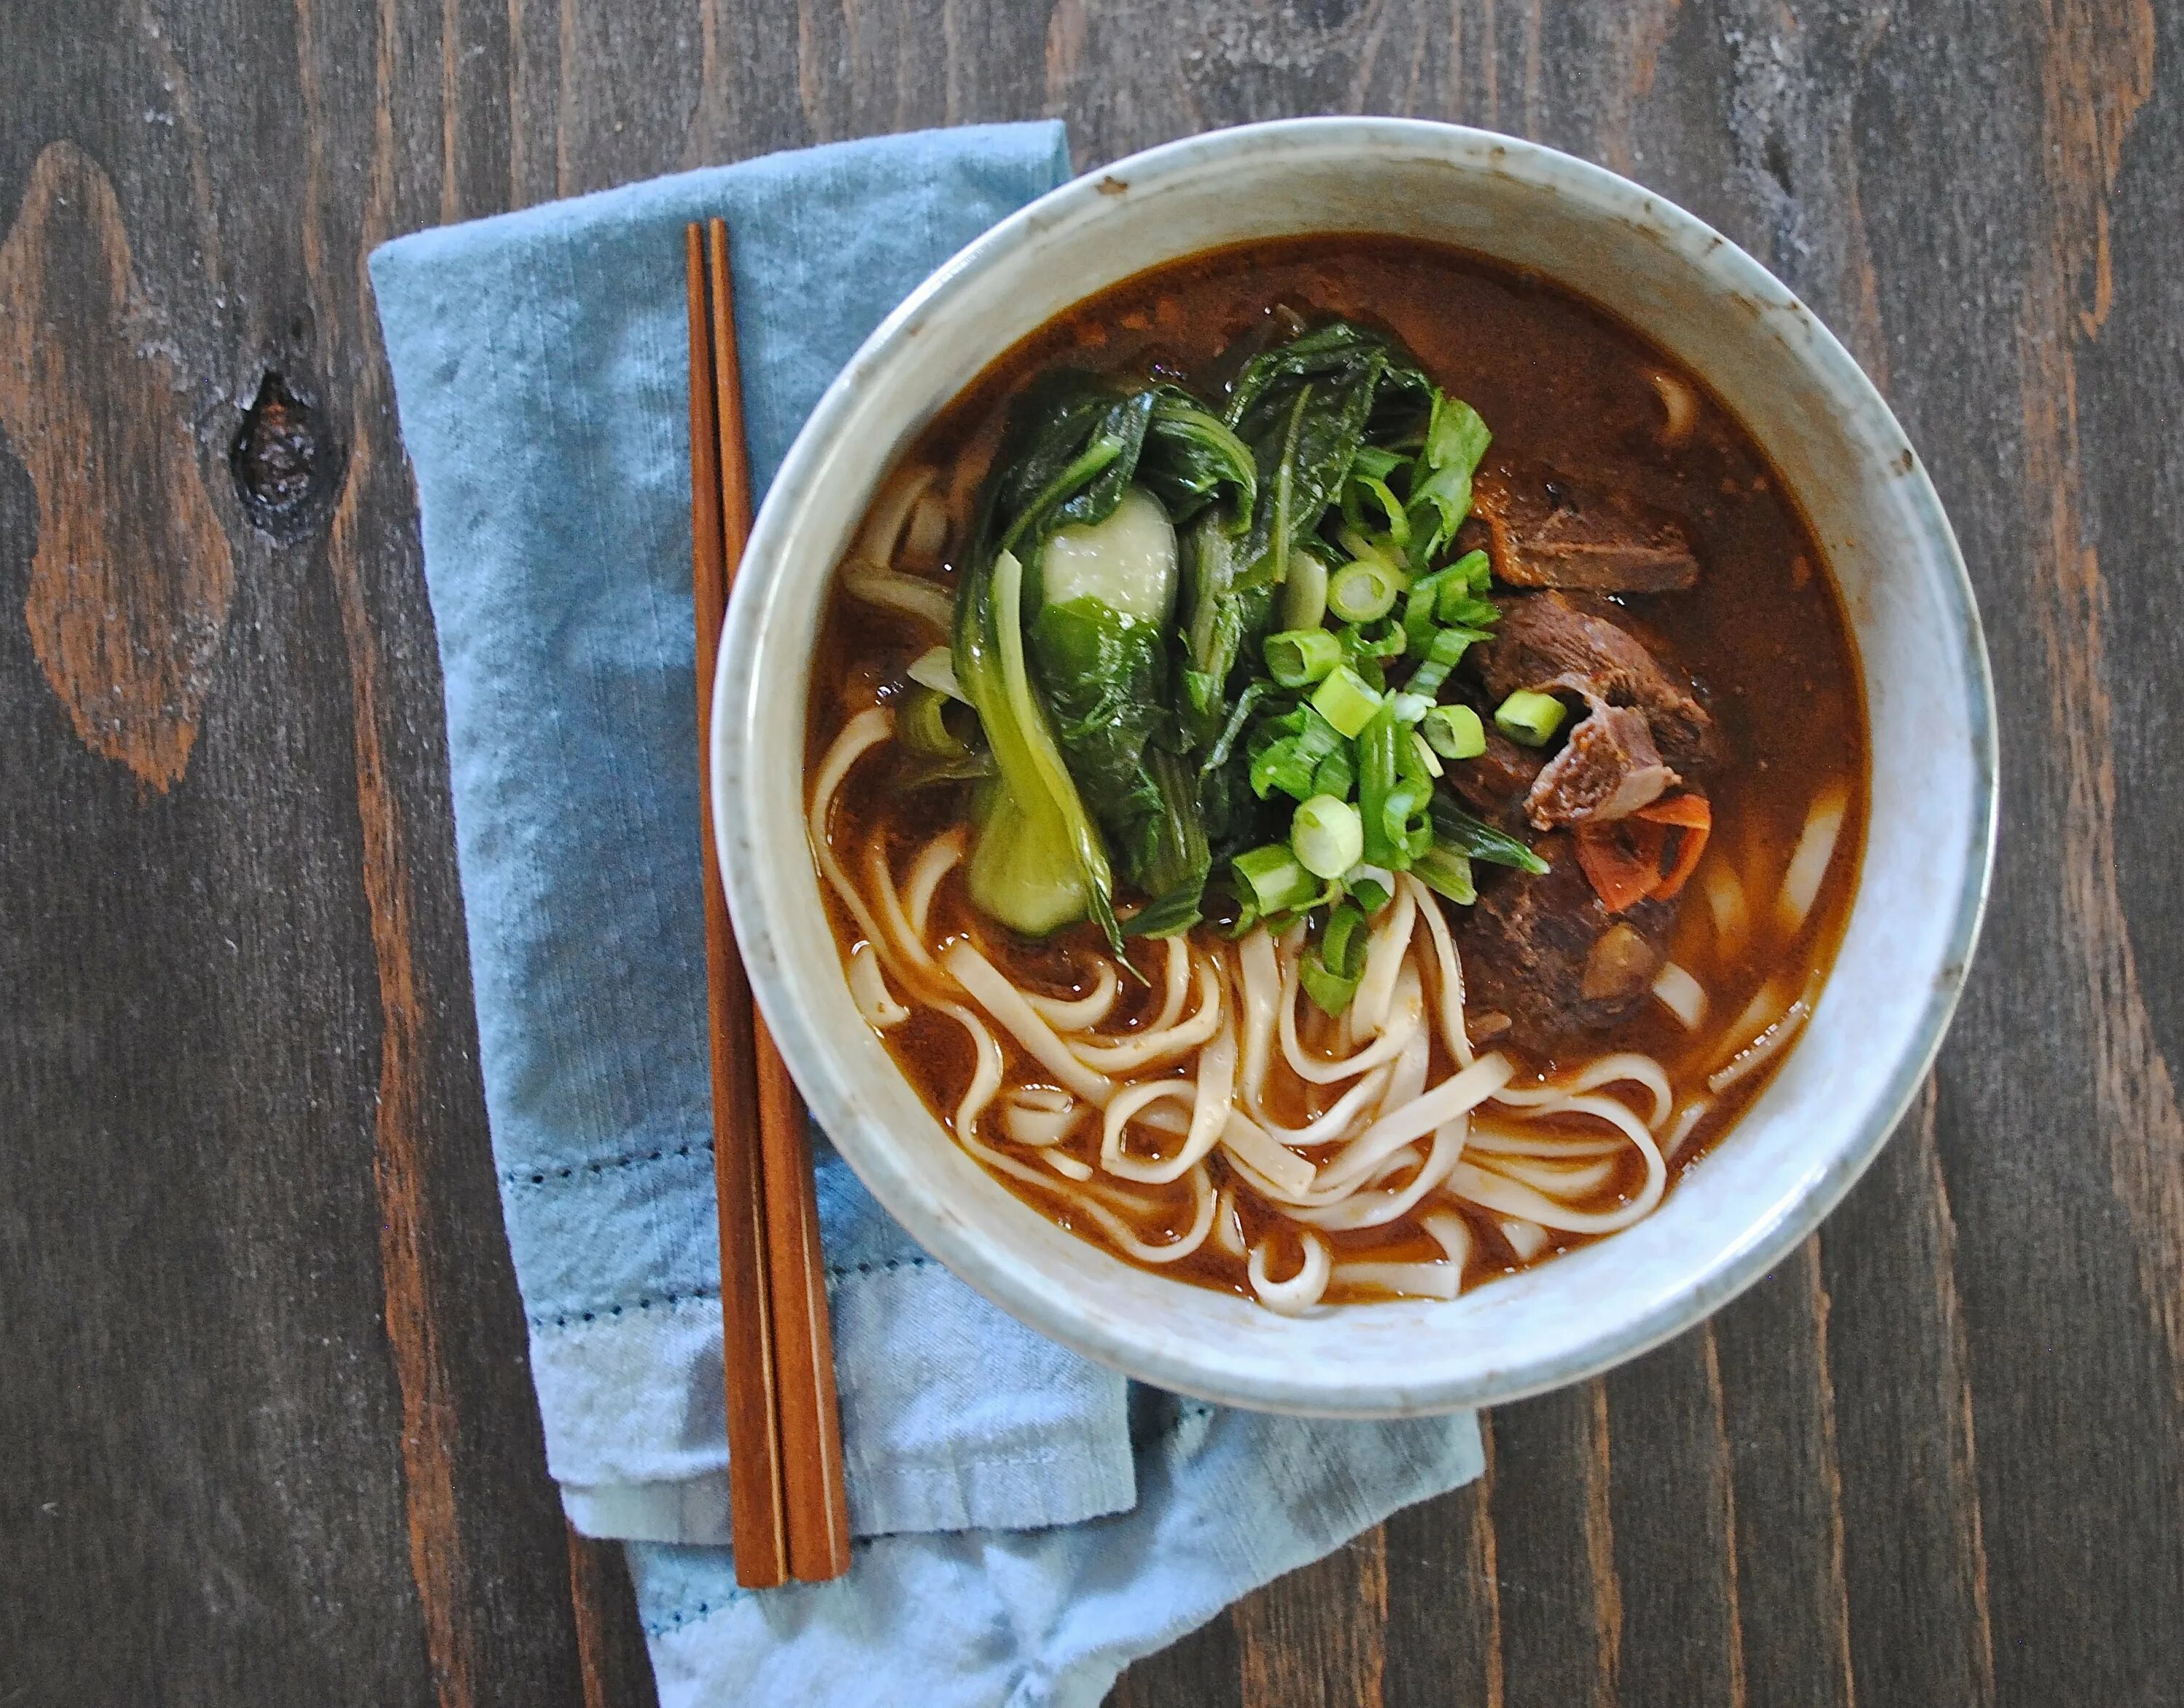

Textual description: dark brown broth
[808,237,1867,1302]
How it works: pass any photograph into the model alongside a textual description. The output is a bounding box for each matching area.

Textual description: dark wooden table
[5,1,2176,1702]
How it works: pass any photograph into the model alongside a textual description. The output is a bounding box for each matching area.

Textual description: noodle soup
[805,237,1864,1313]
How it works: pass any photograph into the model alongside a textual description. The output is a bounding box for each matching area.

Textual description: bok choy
[953,373,1252,943]
[953,541,1117,941]
[1179,320,1435,754]
[943,312,1523,998]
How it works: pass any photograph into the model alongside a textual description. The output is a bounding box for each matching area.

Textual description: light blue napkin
[371,122,1481,1707]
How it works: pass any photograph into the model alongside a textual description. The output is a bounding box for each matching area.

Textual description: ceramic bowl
[713,118,1996,1416]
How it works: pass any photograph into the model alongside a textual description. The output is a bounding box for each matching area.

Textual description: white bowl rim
[715,116,1999,1415]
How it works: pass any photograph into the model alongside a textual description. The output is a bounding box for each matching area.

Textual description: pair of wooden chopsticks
[684,218,851,1588]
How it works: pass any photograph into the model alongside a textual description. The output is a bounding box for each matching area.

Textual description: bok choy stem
[954,543,1121,944]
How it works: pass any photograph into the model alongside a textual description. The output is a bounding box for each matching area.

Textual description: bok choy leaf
[954,542,1119,942]
[1029,486,1200,932]
[1404,391,1493,566]
[1140,390,1257,530]
[1177,319,1437,758]
[954,373,1254,942]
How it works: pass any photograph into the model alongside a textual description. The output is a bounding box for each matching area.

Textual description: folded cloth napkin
[371,122,1482,1707]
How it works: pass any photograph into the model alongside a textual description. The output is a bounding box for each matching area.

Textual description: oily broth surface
[807,237,1867,1300]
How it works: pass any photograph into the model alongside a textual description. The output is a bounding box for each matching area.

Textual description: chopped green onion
[1322,901,1370,976]
[1357,704,1403,869]
[1299,953,1363,1019]
[1300,900,1372,1017]
[1335,625,1398,702]
[1448,547,1492,593]
[1427,398,1493,477]
[1406,624,1484,698]
[1292,794,1364,879]
[1233,843,1319,917]
[1350,877,1393,914]
[1264,628,1342,687]
[1410,730,1444,778]
[1249,705,1344,802]
[1430,796,1550,874]
[1352,617,1409,659]
[1310,743,1356,801]
[1280,548,1329,631]
[1343,475,1412,551]
[1389,692,1433,727]
[1310,665,1383,739]
[898,683,973,759]
[1249,737,1316,802]
[1337,526,1401,570]
[1423,703,1487,760]
[1440,588,1500,630]
[1406,400,1493,566]
[1401,565,1460,659]
[1328,559,1402,624]
[1414,842,1478,905]
[1495,688,1567,747]
[1382,779,1435,865]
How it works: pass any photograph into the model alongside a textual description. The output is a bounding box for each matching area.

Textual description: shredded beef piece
[1471,462,1701,593]
[1453,834,1678,1048]
[1446,723,1544,831]
[1473,590,1718,773]
[1520,684,1678,828]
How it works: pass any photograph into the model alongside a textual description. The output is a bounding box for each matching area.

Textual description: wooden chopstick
[686,221,789,1589]
[687,218,853,1586]
[751,1008,851,1578]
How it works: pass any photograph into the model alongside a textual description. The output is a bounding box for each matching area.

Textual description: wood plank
[1710,1242,1856,1708]
[1476,1389,1620,1708]
[1106,1597,1241,1708]
[567,1527,660,1708]
[1234,1530,1389,1708]
[0,0,609,1696]
[1380,1443,1503,1708]
[7,1,2184,1704]
[1836,2,2184,1701]
[2051,65,2184,1696]
[1819,1086,1996,1704]
[0,141,236,792]
[1599,1327,1745,1707]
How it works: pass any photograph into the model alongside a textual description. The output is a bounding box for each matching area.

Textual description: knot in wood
[229,370,336,540]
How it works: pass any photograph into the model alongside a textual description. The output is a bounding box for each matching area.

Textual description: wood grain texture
[4,0,2182,1704]
[566,1525,659,1708]
[0,141,234,791]
[1235,1530,1388,1708]
[689,216,790,1592]
[1379,1436,1503,1708]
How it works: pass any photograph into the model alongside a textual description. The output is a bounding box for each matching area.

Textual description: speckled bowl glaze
[713,119,1996,1417]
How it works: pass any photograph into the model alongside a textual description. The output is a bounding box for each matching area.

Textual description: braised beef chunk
[1454,834,1677,1046]
[1522,686,1678,828]
[1474,590,1719,773]
[1471,462,1701,593]
[1447,724,1544,830]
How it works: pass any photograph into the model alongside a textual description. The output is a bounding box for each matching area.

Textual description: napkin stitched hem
[529,1263,1139,1537]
